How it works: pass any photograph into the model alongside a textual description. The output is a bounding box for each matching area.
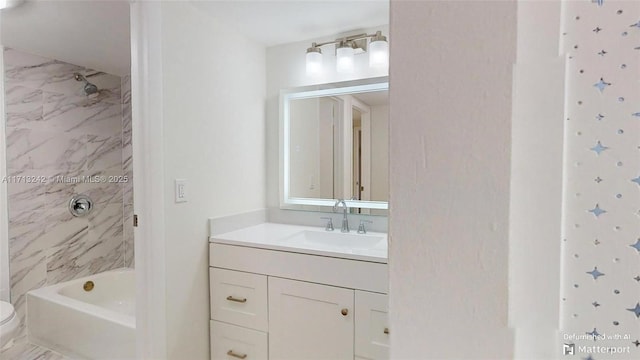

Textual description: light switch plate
[175,179,187,203]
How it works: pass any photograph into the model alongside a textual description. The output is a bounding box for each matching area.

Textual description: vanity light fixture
[305,30,389,75]
[0,0,24,9]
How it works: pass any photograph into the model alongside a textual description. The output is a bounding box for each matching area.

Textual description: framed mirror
[280,77,389,212]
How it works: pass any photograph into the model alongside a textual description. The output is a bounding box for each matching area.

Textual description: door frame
[130,1,168,358]
[0,21,11,302]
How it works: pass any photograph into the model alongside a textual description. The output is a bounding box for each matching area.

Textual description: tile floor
[1,336,68,360]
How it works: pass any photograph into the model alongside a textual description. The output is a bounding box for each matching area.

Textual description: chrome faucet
[357,220,373,234]
[333,199,349,233]
[320,217,334,231]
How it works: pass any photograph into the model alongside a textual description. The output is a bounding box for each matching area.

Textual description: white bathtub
[26,268,135,359]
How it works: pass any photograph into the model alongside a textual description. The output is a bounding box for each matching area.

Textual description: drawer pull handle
[341,308,348,316]
[226,296,247,303]
[384,327,389,334]
[227,350,247,359]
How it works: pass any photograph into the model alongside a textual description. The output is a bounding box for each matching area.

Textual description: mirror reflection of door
[349,102,372,215]
[353,110,361,202]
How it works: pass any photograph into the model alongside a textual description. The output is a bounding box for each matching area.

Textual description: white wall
[559,2,640,360]
[509,1,564,359]
[510,3,640,359]
[289,98,321,198]
[160,2,266,358]
[289,97,338,199]
[388,1,516,358]
[265,25,389,209]
[318,97,335,199]
[370,104,388,202]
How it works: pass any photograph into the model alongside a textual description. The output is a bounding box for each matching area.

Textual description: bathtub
[26,268,135,359]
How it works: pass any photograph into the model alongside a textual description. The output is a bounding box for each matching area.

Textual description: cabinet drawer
[355,291,389,360]
[210,268,268,331]
[210,320,268,360]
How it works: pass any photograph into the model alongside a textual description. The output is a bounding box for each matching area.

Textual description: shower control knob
[69,194,93,217]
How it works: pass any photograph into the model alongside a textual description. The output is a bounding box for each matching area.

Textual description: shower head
[83,83,99,97]
[74,73,100,98]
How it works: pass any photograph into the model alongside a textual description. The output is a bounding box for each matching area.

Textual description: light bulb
[336,45,355,73]
[369,37,389,68]
[0,0,24,9]
[306,47,323,76]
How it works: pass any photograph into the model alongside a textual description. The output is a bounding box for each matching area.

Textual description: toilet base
[0,309,20,350]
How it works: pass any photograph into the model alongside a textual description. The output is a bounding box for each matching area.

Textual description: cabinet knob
[341,308,348,316]
[227,350,247,359]
[384,327,389,334]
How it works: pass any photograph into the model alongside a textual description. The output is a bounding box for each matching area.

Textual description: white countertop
[209,222,388,264]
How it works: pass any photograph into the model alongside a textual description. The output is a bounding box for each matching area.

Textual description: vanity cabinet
[209,242,389,360]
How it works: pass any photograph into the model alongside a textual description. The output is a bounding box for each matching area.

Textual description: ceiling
[189,0,389,47]
[0,1,388,76]
[354,90,388,107]
[1,0,131,76]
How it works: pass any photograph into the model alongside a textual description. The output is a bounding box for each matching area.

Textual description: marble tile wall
[3,48,133,337]
[122,74,134,267]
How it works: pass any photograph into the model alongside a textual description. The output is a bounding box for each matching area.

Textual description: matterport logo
[562,332,633,356]
[576,345,630,355]
[562,343,631,356]
[563,343,575,355]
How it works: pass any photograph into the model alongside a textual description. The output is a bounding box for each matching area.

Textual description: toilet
[0,301,19,349]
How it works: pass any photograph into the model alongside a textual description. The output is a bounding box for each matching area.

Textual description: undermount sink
[282,230,386,251]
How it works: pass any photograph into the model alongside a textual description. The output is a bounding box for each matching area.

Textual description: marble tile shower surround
[122,74,133,268]
[560,2,640,359]
[3,48,133,339]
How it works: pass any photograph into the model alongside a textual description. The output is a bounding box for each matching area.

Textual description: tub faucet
[333,199,349,233]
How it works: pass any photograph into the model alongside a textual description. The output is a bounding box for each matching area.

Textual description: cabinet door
[268,277,354,360]
[355,291,389,360]
[210,320,268,360]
